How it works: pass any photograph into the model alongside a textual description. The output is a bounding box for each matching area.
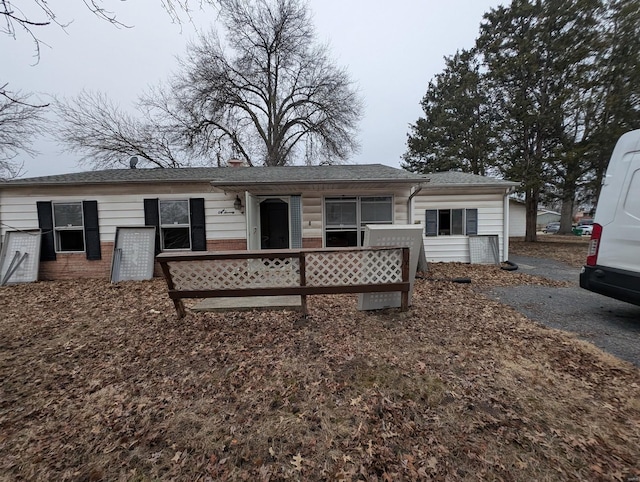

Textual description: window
[144,198,207,253]
[325,196,393,247]
[36,200,101,261]
[53,202,85,251]
[159,200,191,250]
[425,209,478,236]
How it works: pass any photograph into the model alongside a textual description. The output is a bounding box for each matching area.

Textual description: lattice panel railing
[165,249,404,291]
[305,249,402,287]
[168,257,300,290]
[158,247,410,318]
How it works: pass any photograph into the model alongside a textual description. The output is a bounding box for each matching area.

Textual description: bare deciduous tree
[57,0,362,168]
[1,1,210,176]
[0,84,47,179]
[1,1,205,61]
[55,91,191,169]
[165,0,363,166]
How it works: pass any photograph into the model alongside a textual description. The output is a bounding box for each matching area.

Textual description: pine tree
[402,49,495,175]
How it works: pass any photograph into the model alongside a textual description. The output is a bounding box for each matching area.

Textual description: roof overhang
[210,179,425,194]
[422,183,518,196]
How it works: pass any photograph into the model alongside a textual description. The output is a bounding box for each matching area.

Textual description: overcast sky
[4,0,504,178]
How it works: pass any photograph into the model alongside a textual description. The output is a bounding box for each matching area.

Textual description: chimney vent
[227,158,245,168]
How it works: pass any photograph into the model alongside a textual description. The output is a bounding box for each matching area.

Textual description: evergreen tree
[477,0,602,240]
[583,0,640,204]
[402,49,494,175]
[404,0,640,242]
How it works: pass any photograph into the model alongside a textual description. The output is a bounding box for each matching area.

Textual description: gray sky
[4,0,504,177]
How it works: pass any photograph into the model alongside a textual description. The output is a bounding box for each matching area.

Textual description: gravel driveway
[484,255,640,367]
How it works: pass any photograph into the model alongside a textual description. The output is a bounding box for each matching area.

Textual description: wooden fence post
[401,247,410,311]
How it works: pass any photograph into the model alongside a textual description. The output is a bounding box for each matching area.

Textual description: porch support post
[401,247,410,311]
[299,252,308,315]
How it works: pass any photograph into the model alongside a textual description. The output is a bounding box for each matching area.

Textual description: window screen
[325,196,393,247]
[325,198,357,226]
[159,200,190,250]
[54,203,83,227]
[53,202,85,252]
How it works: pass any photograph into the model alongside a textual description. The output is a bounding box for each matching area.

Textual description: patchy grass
[0,242,638,481]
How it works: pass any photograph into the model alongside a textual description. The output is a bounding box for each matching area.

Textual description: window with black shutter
[36,201,56,261]
[83,200,101,260]
[144,198,207,252]
[36,200,101,260]
[425,208,478,236]
[189,198,206,251]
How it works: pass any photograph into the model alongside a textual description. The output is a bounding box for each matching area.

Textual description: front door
[260,199,289,249]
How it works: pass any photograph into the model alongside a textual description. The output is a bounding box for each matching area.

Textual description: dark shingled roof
[1,164,427,187]
[424,171,518,188]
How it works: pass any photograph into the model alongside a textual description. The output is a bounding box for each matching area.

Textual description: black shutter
[189,198,206,251]
[466,208,478,235]
[36,201,56,261]
[144,198,161,255]
[83,200,101,260]
[425,210,438,237]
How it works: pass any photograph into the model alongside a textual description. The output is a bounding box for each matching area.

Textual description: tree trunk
[559,199,574,234]
[559,179,576,234]
[524,188,539,242]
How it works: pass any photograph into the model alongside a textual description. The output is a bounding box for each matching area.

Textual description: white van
[580,129,640,306]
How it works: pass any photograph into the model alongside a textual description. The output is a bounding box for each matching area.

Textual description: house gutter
[407,182,428,224]
[209,179,423,193]
[503,186,516,261]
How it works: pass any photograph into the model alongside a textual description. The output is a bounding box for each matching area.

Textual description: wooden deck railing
[157,247,411,318]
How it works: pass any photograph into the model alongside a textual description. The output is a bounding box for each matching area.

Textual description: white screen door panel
[0,230,41,285]
[358,225,424,310]
[110,227,156,282]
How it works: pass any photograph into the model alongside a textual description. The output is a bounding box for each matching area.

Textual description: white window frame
[425,208,478,236]
[324,195,394,247]
[159,199,191,250]
[53,201,85,252]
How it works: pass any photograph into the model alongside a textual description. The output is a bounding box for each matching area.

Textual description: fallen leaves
[0,243,639,480]
[291,453,304,471]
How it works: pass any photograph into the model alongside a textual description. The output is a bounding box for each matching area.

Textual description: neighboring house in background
[508,201,562,236]
[0,165,518,280]
[509,198,527,237]
[537,209,561,229]
[412,171,518,262]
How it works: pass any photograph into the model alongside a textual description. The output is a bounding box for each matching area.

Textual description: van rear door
[596,153,640,273]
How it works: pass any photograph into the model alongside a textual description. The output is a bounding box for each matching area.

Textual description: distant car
[579,224,593,236]
[543,222,560,233]
[577,218,594,227]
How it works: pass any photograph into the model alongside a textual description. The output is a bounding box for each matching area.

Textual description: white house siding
[509,200,527,237]
[0,183,246,245]
[413,193,506,263]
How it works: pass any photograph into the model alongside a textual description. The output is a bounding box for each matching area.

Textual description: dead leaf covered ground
[510,234,591,268]
[1,238,639,481]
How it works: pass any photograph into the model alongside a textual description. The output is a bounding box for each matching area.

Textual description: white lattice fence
[168,257,300,290]
[305,249,403,287]
[157,247,410,318]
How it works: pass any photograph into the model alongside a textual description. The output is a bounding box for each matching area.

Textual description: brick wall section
[303,238,323,249]
[39,242,115,280]
[206,239,247,251]
[38,239,249,280]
